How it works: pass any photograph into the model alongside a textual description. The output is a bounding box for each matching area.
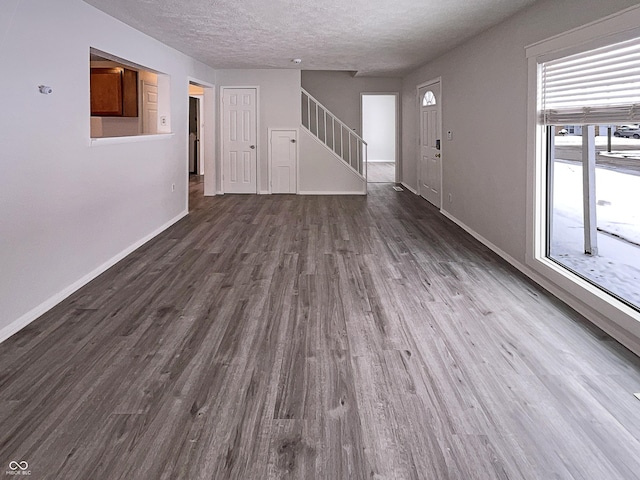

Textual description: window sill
[90,133,174,146]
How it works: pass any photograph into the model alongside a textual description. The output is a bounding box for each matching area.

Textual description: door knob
[291,139,296,143]
[435,153,441,158]
[250,145,255,149]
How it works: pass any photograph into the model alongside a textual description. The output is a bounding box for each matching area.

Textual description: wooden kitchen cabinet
[90,67,138,117]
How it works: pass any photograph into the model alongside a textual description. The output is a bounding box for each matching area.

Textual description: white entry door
[270,129,297,194]
[419,82,441,208]
[222,88,257,193]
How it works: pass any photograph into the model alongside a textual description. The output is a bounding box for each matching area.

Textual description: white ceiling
[84,0,538,77]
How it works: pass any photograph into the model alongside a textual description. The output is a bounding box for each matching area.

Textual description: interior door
[270,129,297,194]
[142,81,158,134]
[419,82,441,208]
[222,88,257,194]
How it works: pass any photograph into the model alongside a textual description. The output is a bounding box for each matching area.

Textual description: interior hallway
[366,161,396,183]
[1,180,640,479]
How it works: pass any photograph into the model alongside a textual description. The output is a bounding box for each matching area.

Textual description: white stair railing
[301,88,367,178]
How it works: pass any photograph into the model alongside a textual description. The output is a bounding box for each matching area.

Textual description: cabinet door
[90,68,123,116]
[122,69,138,117]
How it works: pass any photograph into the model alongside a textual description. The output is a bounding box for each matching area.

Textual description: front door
[270,129,297,194]
[222,88,257,193]
[419,82,441,208]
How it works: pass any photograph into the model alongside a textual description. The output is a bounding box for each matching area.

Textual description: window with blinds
[540,36,640,125]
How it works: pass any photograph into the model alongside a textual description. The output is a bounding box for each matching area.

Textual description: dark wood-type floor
[2,178,640,479]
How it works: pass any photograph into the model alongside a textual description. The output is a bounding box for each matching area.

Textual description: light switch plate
[447,131,453,140]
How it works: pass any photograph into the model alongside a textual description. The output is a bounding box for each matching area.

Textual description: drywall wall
[216,69,301,194]
[302,71,401,136]
[402,0,640,264]
[401,0,640,354]
[298,129,366,194]
[362,95,397,162]
[0,0,216,340]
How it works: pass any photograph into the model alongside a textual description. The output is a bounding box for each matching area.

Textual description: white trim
[0,210,188,344]
[219,86,260,194]
[401,182,418,195]
[526,5,640,59]
[525,8,640,356]
[188,94,205,175]
[187,78,216,197]
[90,133,174,146]
[441,209,640,357]
[186,77,215,89]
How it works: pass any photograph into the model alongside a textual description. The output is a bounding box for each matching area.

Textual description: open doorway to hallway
[361,93,398,183]
[188,80,215,209]
[188,84,204,179]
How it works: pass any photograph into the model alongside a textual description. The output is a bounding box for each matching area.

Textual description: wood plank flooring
[2,177,640,479]
[366,162,396,183]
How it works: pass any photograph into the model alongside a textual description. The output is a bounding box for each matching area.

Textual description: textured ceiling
[84,0,538,77]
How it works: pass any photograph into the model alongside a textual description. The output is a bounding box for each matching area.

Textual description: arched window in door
[422,90,436,106]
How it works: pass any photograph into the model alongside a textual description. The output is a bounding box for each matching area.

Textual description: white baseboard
[440,209,640,357]
[367,159,395,163]
[0,210,189,344]
[298,190,366,195]
[401,182,418,195]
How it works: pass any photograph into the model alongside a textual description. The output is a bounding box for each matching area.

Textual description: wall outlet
[448,193,453,203]
[447,131,453,140]
[160,116,167,126]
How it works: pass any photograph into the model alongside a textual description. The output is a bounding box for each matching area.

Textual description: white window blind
[541,36,640,125]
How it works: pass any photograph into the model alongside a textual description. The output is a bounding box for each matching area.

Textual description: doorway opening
[188,91,203,177]
[188,80,215,208]
[361,93,398,183]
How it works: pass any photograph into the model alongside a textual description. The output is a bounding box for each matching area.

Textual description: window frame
[89,48,172,142]
[525,5,640,351]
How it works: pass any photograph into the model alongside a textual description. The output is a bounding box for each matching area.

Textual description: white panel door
[270,130,297,194]
[142,82,158,134]
[223,88,257,194]
[419,83,441,208]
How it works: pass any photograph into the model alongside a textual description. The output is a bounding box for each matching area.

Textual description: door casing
[220,86,259,194]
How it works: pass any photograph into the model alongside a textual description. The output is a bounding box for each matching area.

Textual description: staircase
[301,88,367,180]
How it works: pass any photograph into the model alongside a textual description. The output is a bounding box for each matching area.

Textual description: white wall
[401,0,640,353]
[298,130,366,195]
[362,95,396,162]
[216,69,301,194]
[302,71,401,136]
[402,0,640,263]
[0,0,216,339]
